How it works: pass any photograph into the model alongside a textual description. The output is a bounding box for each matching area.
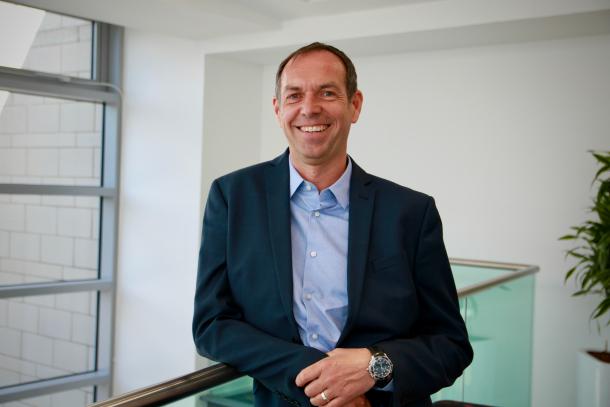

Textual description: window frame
[0,16,122,404]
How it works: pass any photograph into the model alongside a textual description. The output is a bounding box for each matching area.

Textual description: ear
[273,97,281,124]
[350,90,364,123]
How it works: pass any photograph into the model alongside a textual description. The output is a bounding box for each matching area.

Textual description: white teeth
[300,125,328,132]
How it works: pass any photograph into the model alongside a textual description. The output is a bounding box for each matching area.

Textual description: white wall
[115,29,204,394]
[201,56,264,212]
[257,34,610,407]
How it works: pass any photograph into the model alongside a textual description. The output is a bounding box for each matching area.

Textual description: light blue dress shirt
[289,157,395,392]
[289,157,351,353]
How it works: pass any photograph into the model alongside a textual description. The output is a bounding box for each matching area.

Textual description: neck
[291,154,348,191]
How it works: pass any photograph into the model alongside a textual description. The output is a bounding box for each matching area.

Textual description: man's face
[273,50,363,168]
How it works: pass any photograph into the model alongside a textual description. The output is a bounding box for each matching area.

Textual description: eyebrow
[283,86,302,94]
[319,82,340,90]
[282,82,341,94]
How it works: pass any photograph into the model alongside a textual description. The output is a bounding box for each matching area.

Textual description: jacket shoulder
[368,174,433,207]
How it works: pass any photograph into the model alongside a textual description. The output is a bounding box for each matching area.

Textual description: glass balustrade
[432,261,536,406]
[87,259,537,407]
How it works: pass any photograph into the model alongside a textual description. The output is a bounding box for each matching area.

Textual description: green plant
[561,151,610,325]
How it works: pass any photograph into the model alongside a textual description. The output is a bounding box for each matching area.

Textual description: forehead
[281,50,347,89]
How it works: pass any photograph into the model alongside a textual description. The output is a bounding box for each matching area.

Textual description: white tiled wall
[0,10,98,407]
[0,95,102,186]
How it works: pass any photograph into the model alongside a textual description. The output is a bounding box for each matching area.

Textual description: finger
[295,362,322,387]
[303,379,326,397]
[309,395,323,407]
[309,390,337,407]
[324,396,350,407]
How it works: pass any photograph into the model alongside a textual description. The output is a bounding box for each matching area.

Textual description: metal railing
[89,364,242,407]
[451,258,539,297]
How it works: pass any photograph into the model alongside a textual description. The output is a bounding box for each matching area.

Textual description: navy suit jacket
[193,151,472,407]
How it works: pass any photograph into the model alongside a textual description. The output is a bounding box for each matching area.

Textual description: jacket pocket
[371,252,406,273]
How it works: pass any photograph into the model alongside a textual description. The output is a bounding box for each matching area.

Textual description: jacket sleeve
[376,197,473,406]
[192,179,326,406]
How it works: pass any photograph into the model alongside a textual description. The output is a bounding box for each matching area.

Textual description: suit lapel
[265,151,301,338]
[338,159,375,346]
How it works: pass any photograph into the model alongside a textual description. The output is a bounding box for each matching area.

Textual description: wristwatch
[367,346,393,388]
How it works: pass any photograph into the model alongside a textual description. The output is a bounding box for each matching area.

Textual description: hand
[295,348,375,406]
[340,395,372,407]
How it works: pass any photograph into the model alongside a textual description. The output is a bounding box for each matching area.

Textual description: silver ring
[321,391,329,402]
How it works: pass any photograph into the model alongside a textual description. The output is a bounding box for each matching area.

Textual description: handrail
[89,364,242,407]
[451,258,539,298]
[88,258,538,407]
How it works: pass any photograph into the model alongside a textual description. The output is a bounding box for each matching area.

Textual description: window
[0,2,121,405]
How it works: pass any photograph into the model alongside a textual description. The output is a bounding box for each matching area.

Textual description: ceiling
[10,0,437,40]
[228,0,435,20]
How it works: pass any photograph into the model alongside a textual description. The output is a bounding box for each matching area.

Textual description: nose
[300,93,322,117]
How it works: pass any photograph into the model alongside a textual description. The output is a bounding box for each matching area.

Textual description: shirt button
[311,333,318,340]
[310,251,317,257]
[305,184,312,191]
[314,211,320,217]
[305,293,312,301]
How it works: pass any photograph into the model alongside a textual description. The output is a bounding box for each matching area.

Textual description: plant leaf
[559,234,576,241]
[561,150,610,324]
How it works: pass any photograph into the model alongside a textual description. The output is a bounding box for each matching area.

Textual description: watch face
[371,355,392,379]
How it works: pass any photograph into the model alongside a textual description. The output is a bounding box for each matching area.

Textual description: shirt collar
[289,155,352,210]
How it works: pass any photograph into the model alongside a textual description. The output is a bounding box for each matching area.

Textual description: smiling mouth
[297,124,329,133]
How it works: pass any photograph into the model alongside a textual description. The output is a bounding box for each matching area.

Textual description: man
[193,42,472,407]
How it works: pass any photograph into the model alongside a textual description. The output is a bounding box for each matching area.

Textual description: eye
[285,93,301,103]
[322,90,336,97]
